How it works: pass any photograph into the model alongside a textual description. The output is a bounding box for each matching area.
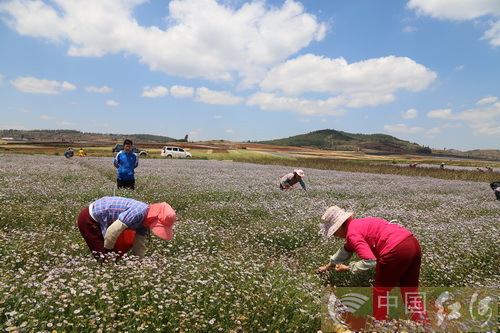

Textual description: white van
[161,146,192,158]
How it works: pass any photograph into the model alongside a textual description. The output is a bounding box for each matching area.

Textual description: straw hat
[319,206,353,238]
[294,169,305,177]
[144,203,176,240]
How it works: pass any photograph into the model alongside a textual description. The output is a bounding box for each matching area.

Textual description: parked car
[161,146,192,158]
[112,144,148,157]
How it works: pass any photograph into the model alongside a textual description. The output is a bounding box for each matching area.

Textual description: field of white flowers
[0,154,498,332]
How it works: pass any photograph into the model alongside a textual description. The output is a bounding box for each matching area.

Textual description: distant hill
[257,129,432,154]
[0,129,176,144]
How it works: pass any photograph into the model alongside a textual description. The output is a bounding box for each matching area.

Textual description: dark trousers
[117,179,135,190]
[373,235,428,323]
[77,207,134,261]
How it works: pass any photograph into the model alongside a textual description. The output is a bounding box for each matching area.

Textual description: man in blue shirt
[114,139,138,190]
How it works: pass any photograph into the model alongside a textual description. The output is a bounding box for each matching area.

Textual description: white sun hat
[319,206,354,238]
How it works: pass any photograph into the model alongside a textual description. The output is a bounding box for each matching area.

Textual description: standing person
[77,196,176,261]
[317,206,428,324]
[114,139,138,190]
[279,169,308,191]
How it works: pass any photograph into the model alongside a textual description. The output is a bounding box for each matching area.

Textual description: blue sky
[1,0,499,151]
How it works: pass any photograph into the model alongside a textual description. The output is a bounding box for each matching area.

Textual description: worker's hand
[334,264,349,273]
[316,263,332,274]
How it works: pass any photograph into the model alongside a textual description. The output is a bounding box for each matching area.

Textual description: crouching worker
[279,169,308,191]
[77,196,176,262]
[490,181,500,200]
[316,206,428,325]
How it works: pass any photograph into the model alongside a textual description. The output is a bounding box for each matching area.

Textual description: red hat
[144,203,176,240]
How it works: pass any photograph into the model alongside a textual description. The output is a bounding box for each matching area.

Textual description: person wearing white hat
[77,196,176,261]
[317,206,428,324]
[279,169,308,191]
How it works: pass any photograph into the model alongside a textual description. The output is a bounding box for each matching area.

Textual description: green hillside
[0,129,176,144]
[257,129,432,154]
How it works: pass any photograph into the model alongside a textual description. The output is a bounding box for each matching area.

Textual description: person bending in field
[279,169,308,191]
[317,206,428,325]
[490,181,500,200]
[77,196,176,262]
[114,139,138,190]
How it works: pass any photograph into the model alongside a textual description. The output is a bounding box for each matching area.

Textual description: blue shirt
[114,150,138,180]
[90,196,149,236]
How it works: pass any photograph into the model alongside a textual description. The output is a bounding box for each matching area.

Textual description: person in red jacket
[317,206,428,324]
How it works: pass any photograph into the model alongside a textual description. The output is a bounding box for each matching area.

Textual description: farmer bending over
[279,169,308,191]
[317,206,428,324]
[78,196,175,261]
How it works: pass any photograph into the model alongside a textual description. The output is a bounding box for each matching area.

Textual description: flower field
[0,154,498,332]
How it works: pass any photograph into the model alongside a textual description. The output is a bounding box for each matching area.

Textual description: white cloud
[407,0,500,47]
[141,86,169,98]
[39,115,55,120]
[57,121,75,126]
[10,76,76,94]
[477,96,498,105]
[402,108,418,119]
[170,85,195,98]
[214,115,223,119]
[247,92,346,116]
[383,123,424,133]
[106,100,119,106]
[224,129,234,134]
[85,86,112,93]
[260,54,436,97]
[403,26,417,33]
[427,108,453,119]
[455,65,465,71]
[0,0,326,86]
[195,87,243,105]
[426,98,500,138]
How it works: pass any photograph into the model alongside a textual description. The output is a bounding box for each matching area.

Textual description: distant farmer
[114,139,138,190]
[440,162,445,169]
[64,147,74,158]
[279,169,308,191]
[490,181,500,200]
[317,206,428,324]
[77,196,176,261]
[78,148,86,157]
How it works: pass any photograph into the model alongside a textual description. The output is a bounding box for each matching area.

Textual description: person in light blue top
[114,139,139,190]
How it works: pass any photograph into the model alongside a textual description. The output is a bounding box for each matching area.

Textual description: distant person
[440,162,445,169]
[114,139,138,190]
[64,147,74,158]
[279,169,308,191]
[490,181,500,201]
[78,148,86,157]
[317,206,428,324]
[77,196,176,262]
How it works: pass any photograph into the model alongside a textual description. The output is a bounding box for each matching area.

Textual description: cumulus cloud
[407,0,500,46]
[85,86,112,93]
[383,123,424,133]
[260,54,436,96]
[141,86,168,98]
[106,100,119,106]
[402,108,418,119]
[0,0,326,85]
[247,92,347,116]
[170,85,194,98]
[195,87,243,105]
[426,96,500,137]
[10,76,76,94]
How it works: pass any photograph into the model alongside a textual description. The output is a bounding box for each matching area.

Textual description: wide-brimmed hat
[319,206,353,238]
[294,169,305,177]
[145,203,176,240]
